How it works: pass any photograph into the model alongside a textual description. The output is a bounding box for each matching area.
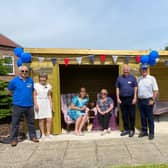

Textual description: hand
[34,104,39,112]
[80,106,86,111]
[117,98,122,104]
[132,98,137,104]
[99,111,105,115]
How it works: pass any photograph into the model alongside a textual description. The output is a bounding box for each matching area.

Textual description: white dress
[34,83,52,119]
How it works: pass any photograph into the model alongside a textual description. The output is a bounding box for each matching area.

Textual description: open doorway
[59,65,119,131]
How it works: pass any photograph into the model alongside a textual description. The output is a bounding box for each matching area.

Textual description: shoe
[129,131,135,137]
[46,134,55,139]
[120,130,129,136]
[138,132,148,138]
[148,134,154,140]
[30,137,39,143]
[40,134,46,139]
[101,130,107,136]
[11,140,18,147]
[78,132,84,136]
[107,128,111,134]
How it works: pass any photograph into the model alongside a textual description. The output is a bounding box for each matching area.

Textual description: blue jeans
[138,99,154,135]
[11,105,37,141]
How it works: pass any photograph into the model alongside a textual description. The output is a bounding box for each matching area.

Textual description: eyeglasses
[21,70,28,73]
[101,92,107,95]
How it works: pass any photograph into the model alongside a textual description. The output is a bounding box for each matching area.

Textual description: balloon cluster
[140,50,159,67]
[14,48,32,67]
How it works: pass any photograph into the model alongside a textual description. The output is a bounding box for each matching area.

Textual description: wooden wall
[150,63,168,101]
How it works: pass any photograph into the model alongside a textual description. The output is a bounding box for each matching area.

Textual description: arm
[105,103,114,114]
[48,90,53,110]
[33,90,39,112]
[116,88,122,104]
[152,90,159,101]
[70,104,83,111]
[96,104,103,115]
[8,90,13,96]
[152,76,159,101]
[132,86,138,104]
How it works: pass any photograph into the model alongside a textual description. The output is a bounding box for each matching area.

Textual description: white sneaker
[46,134,55,139]
[101,130,107,136]
[40,134,46,140]
[107,128,111,134]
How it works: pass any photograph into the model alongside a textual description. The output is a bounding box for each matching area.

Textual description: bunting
[89,55,95,64]
[51,58,57,66]
[38,57,45,63]
[112,56,118,64]
[100,55,106,62]
[30,53,162,67]
[125,56,130,64]
[76,57,82,64]
[64,58,70,66]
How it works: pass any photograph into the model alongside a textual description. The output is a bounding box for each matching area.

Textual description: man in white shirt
[138,64,159,140]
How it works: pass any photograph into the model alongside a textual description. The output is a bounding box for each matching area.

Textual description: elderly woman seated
[96,88,114,136]
[68,87,89,136]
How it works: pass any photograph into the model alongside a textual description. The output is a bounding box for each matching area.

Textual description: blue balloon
[14,48,23,57]
[149,59,156,66]
[140,55,149,64]
[17,58,22,67]
[21,52,32,63]
[149,50,159,60]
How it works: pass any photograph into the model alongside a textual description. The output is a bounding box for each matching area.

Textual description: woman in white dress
[34,73,53,139]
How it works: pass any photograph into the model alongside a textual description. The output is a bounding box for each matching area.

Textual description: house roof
[0,34,22,48]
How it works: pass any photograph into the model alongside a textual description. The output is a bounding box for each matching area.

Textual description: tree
[164,46,168,50]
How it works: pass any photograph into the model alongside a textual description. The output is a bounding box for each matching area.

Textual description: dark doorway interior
[59,65,119,101]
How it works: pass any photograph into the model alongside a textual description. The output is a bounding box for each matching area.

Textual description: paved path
[0,134,168,168]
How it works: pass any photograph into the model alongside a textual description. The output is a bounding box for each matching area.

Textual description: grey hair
[18,65,29,71]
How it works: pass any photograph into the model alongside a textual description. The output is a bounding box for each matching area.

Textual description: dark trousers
[120,97,135,131]
[11,105,37,141]
[98,112,111,130]
[138,99,154,135]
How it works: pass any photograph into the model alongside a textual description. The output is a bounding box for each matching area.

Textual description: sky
[0,0,168,50]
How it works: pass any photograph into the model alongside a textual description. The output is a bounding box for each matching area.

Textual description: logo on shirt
[26,83,32,88]
[128,81,132,84]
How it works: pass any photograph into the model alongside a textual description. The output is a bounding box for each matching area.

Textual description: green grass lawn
[111,164,168,168]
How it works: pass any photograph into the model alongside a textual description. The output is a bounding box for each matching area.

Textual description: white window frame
[3,55,15,75]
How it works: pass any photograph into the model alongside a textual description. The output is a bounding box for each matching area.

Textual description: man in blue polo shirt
[8,65,39,146]
[116,64,137,137]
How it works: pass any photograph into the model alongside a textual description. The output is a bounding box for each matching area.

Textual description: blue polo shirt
[116,74,137,97]
[8,76,34,107]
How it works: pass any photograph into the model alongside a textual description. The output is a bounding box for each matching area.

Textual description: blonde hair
[39,72,48,79]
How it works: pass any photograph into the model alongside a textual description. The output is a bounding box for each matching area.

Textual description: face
[79,88,87,98]
[100,89,108,98]
[123,65,130,76]
[19,66,29,79]
[39,76,47,85]
[141,68,148,76]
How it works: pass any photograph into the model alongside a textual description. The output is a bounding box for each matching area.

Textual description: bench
[153,101,168,121]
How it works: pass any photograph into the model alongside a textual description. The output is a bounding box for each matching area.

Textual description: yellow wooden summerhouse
[24,48,168,134]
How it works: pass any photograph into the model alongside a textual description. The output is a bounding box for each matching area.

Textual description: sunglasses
[101,92,107,95]
[21,70,28,73]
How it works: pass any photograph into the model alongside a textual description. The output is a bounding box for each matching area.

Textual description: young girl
[34,73,53,139]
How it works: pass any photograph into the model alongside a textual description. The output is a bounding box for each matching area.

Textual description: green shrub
[0,80,12,119]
